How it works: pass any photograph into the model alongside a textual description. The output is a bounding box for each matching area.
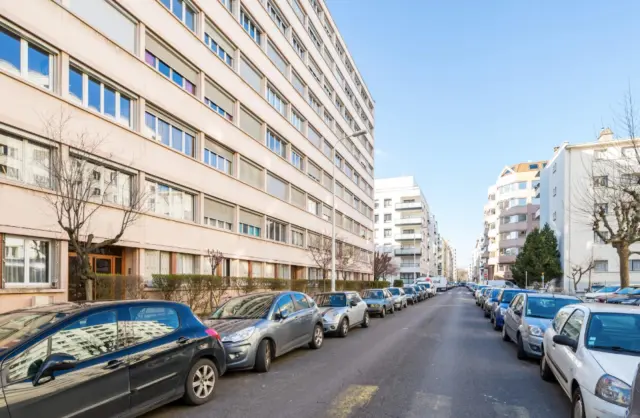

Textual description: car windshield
[210,293,276,319]
[586,313,640,355]
[0,311,69,352]
[525,297,579,319]
[388,288,400,296]
[500,290,520,304]
[597,286,619,293]
[618,287,638,295]
[363,290,384,299]
[482,288,492,296]
[316,293,347,307]
[404,288,415,294]
[422,283,431,288]
[490,289,501,299]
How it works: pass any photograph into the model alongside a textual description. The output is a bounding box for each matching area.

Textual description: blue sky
[327,0,640,267]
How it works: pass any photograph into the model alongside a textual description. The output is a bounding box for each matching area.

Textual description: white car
[583,286,620,302]
[416,281,437,297]
[540,303,640,418]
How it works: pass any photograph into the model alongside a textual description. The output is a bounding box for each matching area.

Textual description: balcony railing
[395,247,421,255]
[395,202,422,210]
[395,217,422,225]
[400,263,420,268]
[395,233,422,240]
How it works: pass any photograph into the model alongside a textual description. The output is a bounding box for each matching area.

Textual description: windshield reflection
[362,290,384,299]
[316,293,347,307]
[525,298,579,319]
[0,311,69,352]
[586,313,640,355]
[210,294,276,320]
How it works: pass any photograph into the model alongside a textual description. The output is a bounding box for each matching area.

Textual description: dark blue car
[490,288,536,330]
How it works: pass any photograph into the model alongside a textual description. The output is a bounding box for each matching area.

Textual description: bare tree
[39,112,146,299]
[206,249,225,275]
[307,233,332,281]
[568,258,596,293]
[336,242,358,280]
[204,249,228,311]
[373,251,399,280]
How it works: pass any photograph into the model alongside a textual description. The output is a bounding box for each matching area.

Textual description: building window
[308,93,322,115]
[323,140,333,159]
[219,0,233,12]
[307,197,320,216]
[266,130,287,158]
[384,199,391,208]
[72,157,132,206]
[267,87,287,116]
[145,50,195,95]
[595,203,608,214]
[384,214,391,223]
[594,260,608,272]
[204,31,233,67]
[0,27,53,90]
[203,148,231,174]
[205,216,232,230]
[594,149,607,159]
[291,109,304,131]
[308,23,321,50]
[266,173,288,201]
[67,0,136,53]
[374,214,379,223]
[292,34,306,60]
[240,57,263,93]
[291,149,304,171]
[552,186,557,197]
[205,98,233,121]
[267,1,288,34]
[630,260,640,271]
[324,111,334,128]
[146,180,194,221]
[204,197,234,231]
[594,176,608,187]
[384,229,391,238]
[267,42,288,75]
[69,65,133,127]
[144,111,194,157]
[2,236,50,285]
[267,219,287,243]
[160,0,196,32]
[176,253,195,274]
[292,229,304,247]
[623,147,636,158]
[0,132,51,188]
[594,231,609,244]
[239,222,261,237]
[241,10,261,44]
[292,0,306,22]
[552,211,556,221]
[553,163,557,173]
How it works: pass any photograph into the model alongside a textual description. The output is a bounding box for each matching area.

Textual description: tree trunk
[618,244,631,288]
[78,252,94,301]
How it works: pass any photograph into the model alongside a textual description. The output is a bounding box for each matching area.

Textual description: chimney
[598,128,614,142]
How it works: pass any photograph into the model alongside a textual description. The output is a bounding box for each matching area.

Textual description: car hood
[204,318,261,337]
[363,298,384,304]
[499,302,510,309]
[317,306,348,316]
[524,317,552,331]
[589,350,640,386]
[586,291,615,298]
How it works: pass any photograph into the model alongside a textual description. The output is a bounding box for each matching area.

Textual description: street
[144,288,571,418]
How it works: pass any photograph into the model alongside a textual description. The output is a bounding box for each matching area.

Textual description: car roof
[526,293,579,300]
[3,300,188,316]
[315,291,354,295]
[581,303,640,314]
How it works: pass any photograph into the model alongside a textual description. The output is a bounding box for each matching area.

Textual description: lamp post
[331,129,368,292]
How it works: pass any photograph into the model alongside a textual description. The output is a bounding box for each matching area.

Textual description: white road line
[494,403,531,418]
[406,392,452,418]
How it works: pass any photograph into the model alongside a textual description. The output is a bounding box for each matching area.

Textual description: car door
[123,304,195,415]
[384,290,394,309]
[270,294,298,355]
[547,308,584,394]
[504,294,521,339]
[1,309,130,418]
[291,293,314,343]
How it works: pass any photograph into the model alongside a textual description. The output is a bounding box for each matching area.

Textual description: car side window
[560,310,585,340]
[125,306,179,346]
[273,295,295,317]
[51,310,118,362]
[5,338,49,383]
[353,294,363,303]
[509,295,520,309]
[553,307,575,332]
[292,293,310,310]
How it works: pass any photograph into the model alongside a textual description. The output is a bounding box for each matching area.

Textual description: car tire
[337,318,349,338]
[571,387,586,418]
[390,305,395,314]
[493,317,501,331]
[516,334,527,360]
[502,325,510,342]
[380,309,386,318]
[309,324,324,349]
[183,358,219,406]
[361,311,370,328]
[254,339,272,373]
[540,353,555,382]
[483,310,489,318]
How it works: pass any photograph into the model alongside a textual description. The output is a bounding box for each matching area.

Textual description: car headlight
[595,374,631,407]
[528,325,543,337]
[499,308,507,315]
[221,326,256,343]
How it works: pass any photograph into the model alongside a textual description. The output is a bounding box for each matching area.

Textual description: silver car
[315,291,370,337]
[502,293,580,359]
[387,287,408,310]
[205,291,324,373]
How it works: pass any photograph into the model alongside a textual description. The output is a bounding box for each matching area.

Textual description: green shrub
[393,279,404,288]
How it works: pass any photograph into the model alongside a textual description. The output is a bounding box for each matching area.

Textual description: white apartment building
[0,0,376,312]
[374,176,438,283]
[480,161,545,281]
[470,235,484,282]
[539,129,640,291]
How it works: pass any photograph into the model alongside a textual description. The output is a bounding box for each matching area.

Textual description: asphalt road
[144,288,571,418]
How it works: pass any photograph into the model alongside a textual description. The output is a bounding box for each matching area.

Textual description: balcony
[400,263,420,272]
[395,247,421,256]
[395,202,422,210]
[501,205,528,217]
[395,216,422,226]
[498,222,528,233]
[395,233,422,241]
[499,255,517,264]
[499,238,525,249]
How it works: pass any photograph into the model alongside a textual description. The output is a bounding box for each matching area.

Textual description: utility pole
[541,272,545,290]
[525,271,528,289]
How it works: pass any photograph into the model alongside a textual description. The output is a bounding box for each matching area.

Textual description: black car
[0,300,226,418]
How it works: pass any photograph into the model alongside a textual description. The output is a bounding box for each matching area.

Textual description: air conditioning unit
[32,295,53,306]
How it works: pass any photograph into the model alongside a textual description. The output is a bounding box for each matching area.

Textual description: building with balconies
[374,176,436,283]
[481,160,546,280]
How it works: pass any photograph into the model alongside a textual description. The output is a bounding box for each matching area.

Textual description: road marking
[326,385,378,418]
[493,403,530,417]
[406,392,452,418]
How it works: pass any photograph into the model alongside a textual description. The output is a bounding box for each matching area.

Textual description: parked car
[206,291,323,373]
[361,289,395,317]
[476,286,490,306]
[387,287,409,310]
[607,288,640,304]
[314,292,370,337]
[596,286,640,303]
[629,363,640,418]
[540,304,640,417]
[0,301,226,418]
[490,288,537,330]
[502,293,580,359]
[583,285,620,302]
[416,284,429,300]
[403,286,419,305]
[483,288,502,318]
[418,282,437,298]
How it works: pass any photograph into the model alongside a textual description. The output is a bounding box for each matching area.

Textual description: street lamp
[331,129,368,291]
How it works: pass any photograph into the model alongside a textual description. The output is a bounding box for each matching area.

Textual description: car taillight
[205,328,221,340]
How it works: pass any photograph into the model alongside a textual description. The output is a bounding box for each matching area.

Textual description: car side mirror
[33,353,77,386]
[553,334,578,351]
[513,309,522,316]
[275,309,289,320]
[350,300,358,307]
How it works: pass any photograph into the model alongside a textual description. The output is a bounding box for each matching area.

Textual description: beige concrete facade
[0,0,375,312]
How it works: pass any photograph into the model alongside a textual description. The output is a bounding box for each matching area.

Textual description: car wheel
[183,358,218,405]
[540,353,555,382]
[361,311,370,328]
[390,305,395,314]
[571,387,586,418]
[254,339,272,373]
[493,317,501,331]
[502,325,510,342]
[483,310,489,318]
[338,318,349,338]
[516,334,527,360]
[309,324,324,349]
[380,309,386,318]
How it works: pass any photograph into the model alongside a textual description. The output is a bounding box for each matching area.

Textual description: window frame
[0,24,55,91]
[160,0,197,32]
[0,132,52,188]
[240,9,262,45]
[2,235,52,287]
[144,109,195,157]
[145,50,196,95]
[146,179,195,222]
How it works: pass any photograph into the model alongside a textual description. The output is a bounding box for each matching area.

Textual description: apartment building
[479,161,545,281]
[441,239,455,281]
[470,235,484,282]
[539,129,640,291]
[0,0,376,312]
[374,176,438,283]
